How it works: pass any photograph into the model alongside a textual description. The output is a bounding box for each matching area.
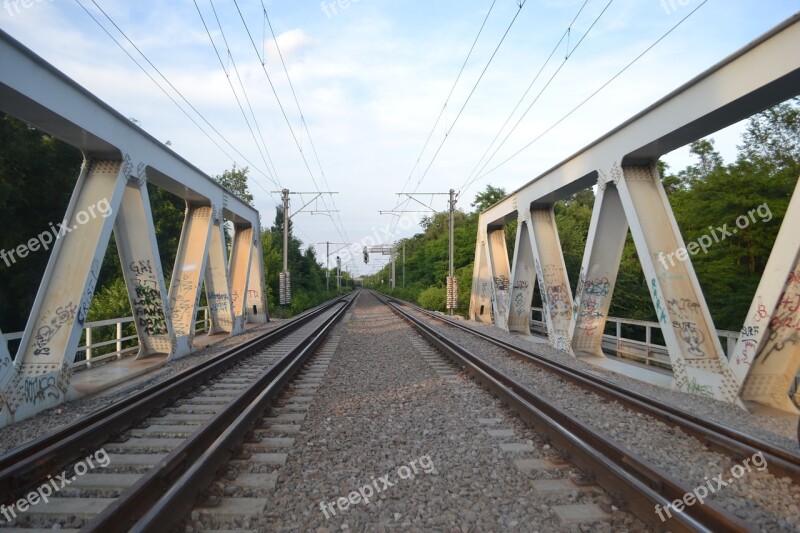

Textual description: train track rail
[383,295,800,484]
[376,291,777,532]
[0,293,356,532]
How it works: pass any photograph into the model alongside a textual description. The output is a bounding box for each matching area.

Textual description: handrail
[3,307,212,369]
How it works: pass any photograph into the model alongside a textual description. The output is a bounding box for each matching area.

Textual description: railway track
[375,291,800,532]
[0,293,356,532]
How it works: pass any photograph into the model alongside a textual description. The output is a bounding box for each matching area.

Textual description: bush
[418,286,446,312]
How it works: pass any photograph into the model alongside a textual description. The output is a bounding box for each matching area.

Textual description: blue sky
[1,0,797,275]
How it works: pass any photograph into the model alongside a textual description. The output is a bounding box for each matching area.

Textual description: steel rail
[0,294,350,504]
[126,292,357,532]
[386,296,800,484]
[379,293,754,533]
[85,293,357,531]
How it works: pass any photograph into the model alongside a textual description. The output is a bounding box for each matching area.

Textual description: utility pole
[317,242,350,292]
[336,256,342,292]
[403,242,406,289]
[280,189,290,306]
[384,192,458,313]
[447,189,457,316]
[271,189,339,305]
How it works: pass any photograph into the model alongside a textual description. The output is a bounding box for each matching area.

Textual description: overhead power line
[260,1,351,245]
[462,0,709,194]
[195,0,281,189]
[458,0,596,191]
[74,0,281,195]
[231,0,351,245]
[390,0,525,236]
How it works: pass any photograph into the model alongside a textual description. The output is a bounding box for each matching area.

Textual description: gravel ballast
[258,291,645,532]
[401,302,800,531]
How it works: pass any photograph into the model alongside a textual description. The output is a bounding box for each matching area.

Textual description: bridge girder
[0,30,269,425]
[470,14,800,411]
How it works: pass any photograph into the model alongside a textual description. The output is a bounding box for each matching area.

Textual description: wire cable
[458,0,593,191]
[75,0,281,195]
[462,0,709,194]
[196,0,281,189]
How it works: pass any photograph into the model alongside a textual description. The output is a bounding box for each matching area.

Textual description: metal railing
[530,308,740,369]
[2,308,211,370]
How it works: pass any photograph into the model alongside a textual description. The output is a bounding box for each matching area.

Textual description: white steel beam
[617,164,738,403]
[168,205,214,359]
[487,228,511,330]
[730,176,800,412]
[246,236,269,324]
[530,207,574,353]
[570,176,629,356]
[3,158,127,421]
[204,217,235,336]
[508,218,536,336]
[469,228,493,324]
[115,177,174,358]
[229,226,255,335]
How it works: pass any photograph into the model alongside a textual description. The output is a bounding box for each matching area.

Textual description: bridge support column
[469,227,493,323]
[0,329,12,426]
[168,205,214,359]
[229,225,255,334]
[729,175,800,413]
[487,228,511,330]
[245,232,269,324]
[570,178,629,356]
[115,177,174,359]
[204,214,235,336]
[508,217,536,336]
[2,158,127,421]
[530,207,574,353]
[618,164,738,403]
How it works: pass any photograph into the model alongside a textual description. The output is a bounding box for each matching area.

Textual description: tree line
[368,98,800,334]
[0,113,346,348]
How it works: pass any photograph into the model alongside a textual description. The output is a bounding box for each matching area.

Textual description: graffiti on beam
[584,277,611,297]
[207,292,231,312]
[22,375,61,405]
[753,268,800,365]
[650,279,669,325]
[686,377,714,399]
[128,260,168,337]
[511,272,531,320]
[130,260,154,276]
[171,274,198,336]
[676,322,706,357]
[492,276,510,328]
[578,296,604,337]
[33,302,77,357]
[134,282,168,336]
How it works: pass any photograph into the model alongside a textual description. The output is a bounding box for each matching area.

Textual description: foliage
[213,165,254,206]
[367,98,799,333]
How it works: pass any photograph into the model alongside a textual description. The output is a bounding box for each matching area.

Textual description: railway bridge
[0,11,799,533]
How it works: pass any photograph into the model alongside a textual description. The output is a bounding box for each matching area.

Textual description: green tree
[214,165,254,206]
